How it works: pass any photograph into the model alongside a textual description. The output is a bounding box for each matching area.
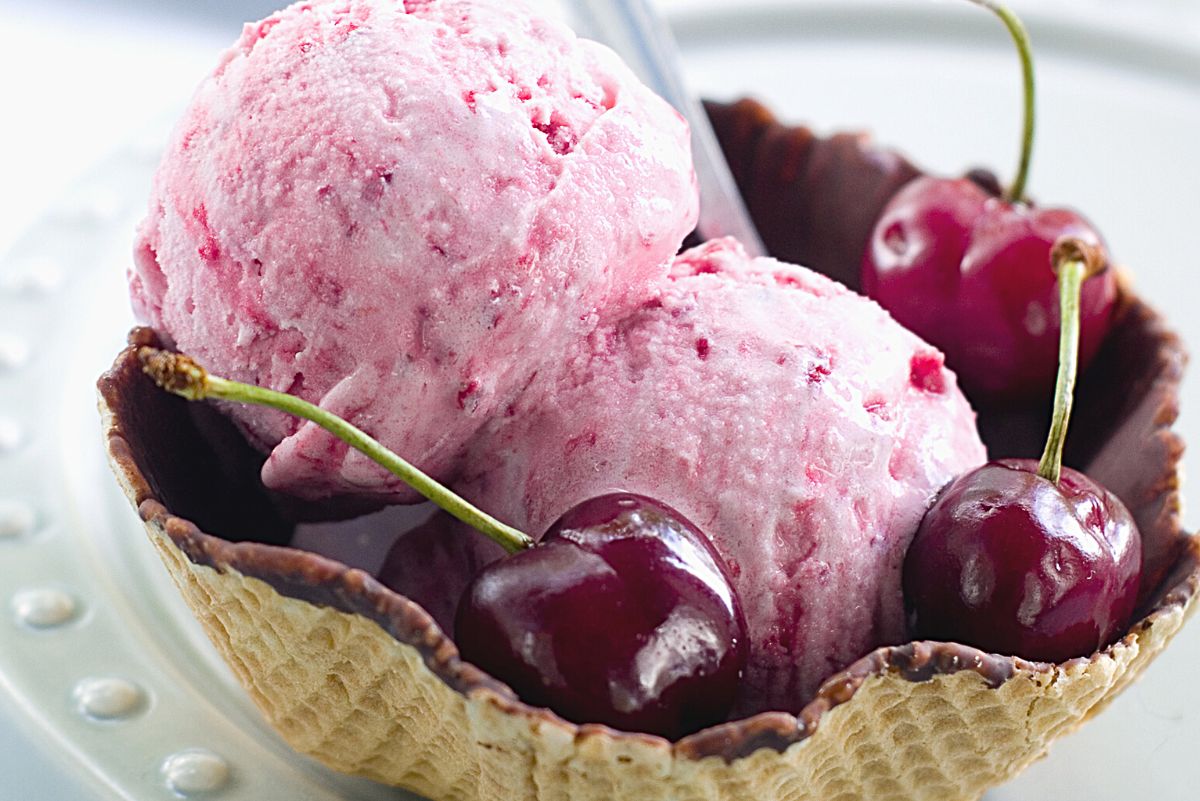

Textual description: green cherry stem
[968,0,1036,203]
[137,347,534,555]
[1036,238,1105,485]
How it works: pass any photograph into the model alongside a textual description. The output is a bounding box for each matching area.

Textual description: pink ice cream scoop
[131,0,698,502]
[457,238,987,715]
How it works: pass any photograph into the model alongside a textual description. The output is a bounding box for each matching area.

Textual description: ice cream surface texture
[131,0,698,501]
[131,0,990,717]
[458,239,988,714]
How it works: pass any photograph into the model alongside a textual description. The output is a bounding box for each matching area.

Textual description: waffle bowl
[96,99,1197,801]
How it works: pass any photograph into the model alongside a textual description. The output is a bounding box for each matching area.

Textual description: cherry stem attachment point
[1036,238,1105,485]
[136,347,534,555]
[968,0,1036,203]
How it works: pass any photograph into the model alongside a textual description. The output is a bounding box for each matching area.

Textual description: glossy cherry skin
[904,459,1141,663]
[454,493,747,740]
[377,511,504,635]
[862,176,1117,402]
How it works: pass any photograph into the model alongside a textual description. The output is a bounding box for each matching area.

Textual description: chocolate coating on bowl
[98,98,1194,760]
[703,98,920,291]
[705,98,1188,606]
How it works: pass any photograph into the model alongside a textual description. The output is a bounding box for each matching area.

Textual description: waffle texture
[135,510,1194,801]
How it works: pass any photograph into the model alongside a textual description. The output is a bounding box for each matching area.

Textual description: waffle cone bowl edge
[96,99,1199,801]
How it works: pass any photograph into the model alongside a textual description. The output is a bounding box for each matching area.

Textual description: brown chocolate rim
[97,352,1200,762]
[97,99,1197,765]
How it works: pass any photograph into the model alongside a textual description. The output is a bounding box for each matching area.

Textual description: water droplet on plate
[13,588,77,628]
[162,749,230,796]
[0,500,35,539]
[74,677,145,720]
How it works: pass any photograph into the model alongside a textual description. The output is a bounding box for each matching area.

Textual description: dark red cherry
[904,460,1140,663]
[862,1,1120,402]
[454,493,747,740]
[862,176,1117,401]
[377,511,504,635]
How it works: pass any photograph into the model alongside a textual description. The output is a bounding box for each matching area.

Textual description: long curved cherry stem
[1036,238,1104,484]
[136,347,534,554]
[968,0,1036,203]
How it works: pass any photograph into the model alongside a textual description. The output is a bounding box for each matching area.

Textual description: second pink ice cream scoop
[458,239,987,714]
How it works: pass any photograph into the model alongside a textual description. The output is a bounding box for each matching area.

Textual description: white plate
[1,2,1198,799]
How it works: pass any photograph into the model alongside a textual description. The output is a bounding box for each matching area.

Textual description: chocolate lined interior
[705,98,1187,604]
[109,329,293,547]
[97,98,1193,756]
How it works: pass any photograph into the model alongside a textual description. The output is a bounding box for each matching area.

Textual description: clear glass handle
[564,0,767,257]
